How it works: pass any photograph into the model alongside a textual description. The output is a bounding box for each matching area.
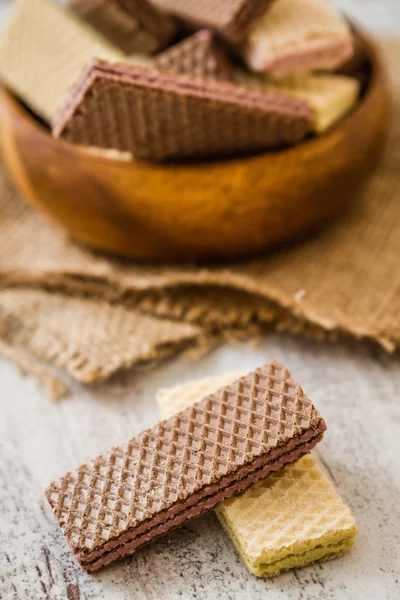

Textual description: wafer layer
[52,61,313,160]
[216,473,357,577]
[70,0,177,54]
[155,30,233,80]
[46,361,326,571]
[157,373,357,578]
[244,0,353,77]
[235,70,360,133]
[152,0,274,42]
[0,0,151,121]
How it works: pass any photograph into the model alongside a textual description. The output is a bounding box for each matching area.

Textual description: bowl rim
[0,27,383,168]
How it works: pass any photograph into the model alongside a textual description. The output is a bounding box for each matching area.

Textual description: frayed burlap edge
[0,339,69,401]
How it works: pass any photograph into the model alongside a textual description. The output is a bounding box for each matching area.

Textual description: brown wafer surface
[152,0,273,41]
[155,30,233,80]
[46,360,326,571]
[70,0,177,54]
[52,61,312,160]
[244,0,352,76]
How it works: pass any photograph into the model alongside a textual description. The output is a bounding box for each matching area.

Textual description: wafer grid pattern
[157,373,245,418]
[46,362,321,555]
[54,64,312,159]
[155,31,232,80]
[219,454,357,562]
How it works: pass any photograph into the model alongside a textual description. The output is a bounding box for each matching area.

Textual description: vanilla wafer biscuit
[69,0,177,55]
[217,455,357,577]
[52,61,313,160]
[155,30,233,80]
[152,0,274,42]
[235,70,360,133]
[157,372,357,578]
[46,361,326,572]
[0,0,152,122]
[244,0,353,77]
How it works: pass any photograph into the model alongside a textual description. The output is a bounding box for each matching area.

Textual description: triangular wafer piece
[157,373,357,578]
[46,361,326,572]
[235,70,360,133]
[152,0,274,42]
[155,30,233,80]
[69,0,177,55]
[0,0,152,122]
[52,61,313,160]
[244,0,353,77]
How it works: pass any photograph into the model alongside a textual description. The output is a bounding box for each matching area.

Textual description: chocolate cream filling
[79,420,326,572]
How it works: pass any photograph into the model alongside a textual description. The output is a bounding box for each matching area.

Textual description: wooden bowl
[0,32,389,261]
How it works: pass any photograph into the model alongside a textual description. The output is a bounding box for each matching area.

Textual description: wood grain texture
[0,31,389,261]
[1,335,400,600]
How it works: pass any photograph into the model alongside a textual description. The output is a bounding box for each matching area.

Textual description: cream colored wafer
[0,0,152,122]
[157,372,243,419]
[157,373,357,578]
[235,70,360,133]
[244,0,353,77]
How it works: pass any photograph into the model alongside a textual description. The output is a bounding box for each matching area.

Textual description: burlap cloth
[1,40,399,399]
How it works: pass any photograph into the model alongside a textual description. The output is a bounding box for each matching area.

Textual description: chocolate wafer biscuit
[70,0,177,55]
[46,361,327,572]
[0,0,152,122]
[157,373,357,578]
[155,30,233,80]
[152,0,274,42]
[52,61,313,160]
[244,0,353,77]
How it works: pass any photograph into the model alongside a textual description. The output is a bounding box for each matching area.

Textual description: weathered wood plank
[1,334,400,599]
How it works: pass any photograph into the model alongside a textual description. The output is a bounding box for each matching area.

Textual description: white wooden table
[1,2,400,599]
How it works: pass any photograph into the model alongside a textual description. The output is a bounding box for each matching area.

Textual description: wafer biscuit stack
[157,371,357,578]
[244,0,353,77]
[69,0,177,54]
[0,0,152,121]
[46,361,327,572]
